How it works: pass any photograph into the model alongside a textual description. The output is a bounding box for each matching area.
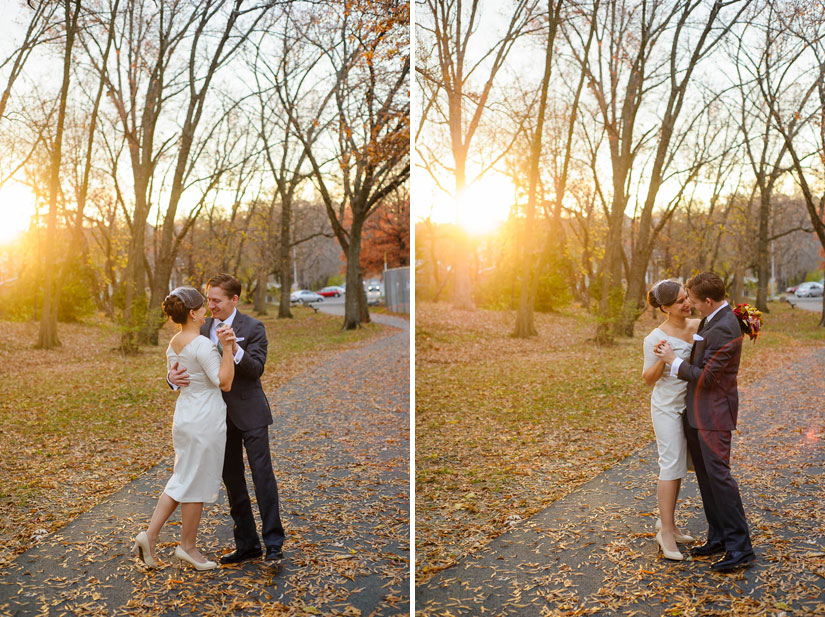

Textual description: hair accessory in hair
[651,279,681,307]
[167,286,204,309]
[652,280,667,305]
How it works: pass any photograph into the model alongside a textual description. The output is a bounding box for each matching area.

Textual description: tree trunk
[254,267,268,315]
[358,270,371,325]
[514,0,559,338]
[730,262,746,306]
[121,225,146,352]
[597,195,627,344]
[513,223,537,336]
[140,250,172,346]
[452,151,473,311]
[38,1,80,349]
[278,196,293,319]
[140,151,191,347]
[120,147,153,351]
[616,246,651,338]
[755,189,771,312]
[343,217,367,329]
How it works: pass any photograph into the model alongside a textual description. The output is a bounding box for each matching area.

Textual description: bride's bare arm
[643,339,667,386]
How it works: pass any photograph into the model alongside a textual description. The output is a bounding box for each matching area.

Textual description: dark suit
[677,304,751,553]
[201,312,285,553]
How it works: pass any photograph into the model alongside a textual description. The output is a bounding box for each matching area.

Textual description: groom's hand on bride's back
[168,361,190,388]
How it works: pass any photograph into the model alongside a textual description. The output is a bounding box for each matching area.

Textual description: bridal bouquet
[734,303,762,342]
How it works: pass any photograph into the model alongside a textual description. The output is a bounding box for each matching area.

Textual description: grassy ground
[370,306,410,319]
[0,305,388,566]
[414,300,825,584]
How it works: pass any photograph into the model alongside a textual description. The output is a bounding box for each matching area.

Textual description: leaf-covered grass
[414,300,825,583]
[0,305,387,566]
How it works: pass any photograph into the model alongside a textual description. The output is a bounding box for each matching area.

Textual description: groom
[169,273,285,564]
[656,272,754,571]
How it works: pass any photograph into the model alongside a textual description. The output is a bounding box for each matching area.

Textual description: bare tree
[87,0,276,350]
[571,0,748,341]
[729,2,812,312]
[56,0,123,328]
[290,0,409,330]
[757,1,825,325]
[250,5,328,319]
[144,2,278,343]
[510,0,599,336]
[417,0,539,310]
[512,0,563,337]
[0,1,58,190]
[37,0,82,349]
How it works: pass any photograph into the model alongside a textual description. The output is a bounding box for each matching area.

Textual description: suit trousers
[683,415,752,553]
[222,420,285,552]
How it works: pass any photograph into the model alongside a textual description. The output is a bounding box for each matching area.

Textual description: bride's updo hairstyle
[647,280,682,313]
[162,286,205,324]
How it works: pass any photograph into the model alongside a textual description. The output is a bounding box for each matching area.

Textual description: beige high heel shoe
[655,518,695,543]
[656,530,684,561]
[132,531,158,568]
[175,545,218,571]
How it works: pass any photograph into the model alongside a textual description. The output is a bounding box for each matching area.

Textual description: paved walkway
[417,346,825,616]
[316,300,410,331]
[0,315,410,616]
[785,295,824,314]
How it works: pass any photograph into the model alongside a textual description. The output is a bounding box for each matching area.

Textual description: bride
[642,280,698,561]
[132,286,236,571]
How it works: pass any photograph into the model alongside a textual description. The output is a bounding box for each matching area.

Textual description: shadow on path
[0,319,410,616]
[417,347,825,616]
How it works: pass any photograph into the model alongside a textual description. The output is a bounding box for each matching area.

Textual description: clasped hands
[653,340,677,364]
[169,326,237,388]
[216,324,237,352]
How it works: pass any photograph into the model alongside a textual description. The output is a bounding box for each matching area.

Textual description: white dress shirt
[670,302,728,377]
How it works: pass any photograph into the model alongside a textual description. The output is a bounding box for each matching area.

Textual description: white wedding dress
[643,327,691,481]
[164,336,227,503]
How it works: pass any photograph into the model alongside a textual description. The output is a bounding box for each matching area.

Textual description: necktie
[698,317,706,333]
[216,321,225,354]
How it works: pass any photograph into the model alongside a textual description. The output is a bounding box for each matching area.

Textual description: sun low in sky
[424,171,515,236]
[0,182,37,246]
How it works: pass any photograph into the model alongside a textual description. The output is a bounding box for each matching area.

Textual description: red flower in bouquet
[734,303,762,342]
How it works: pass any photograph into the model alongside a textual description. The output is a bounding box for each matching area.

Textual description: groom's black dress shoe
[219,547,263,564]
[711,550,755,572]
[690,542,725,556]
[263,546,284,563]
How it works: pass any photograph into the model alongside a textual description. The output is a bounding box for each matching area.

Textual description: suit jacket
[677,304,742,431]
[201,312,272,431]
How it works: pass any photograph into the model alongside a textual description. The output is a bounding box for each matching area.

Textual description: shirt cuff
[167,374,180,391]
[233,346,244,364]
[670,357,683,377]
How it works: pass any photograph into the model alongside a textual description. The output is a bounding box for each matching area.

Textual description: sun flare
[426,172,515,235]
[0,182,37,246]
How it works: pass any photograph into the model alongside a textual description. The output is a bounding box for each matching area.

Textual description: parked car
[794,282,824,297]
[290,290,324,304]
[317,286,345,298]
[365,283,382,305]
